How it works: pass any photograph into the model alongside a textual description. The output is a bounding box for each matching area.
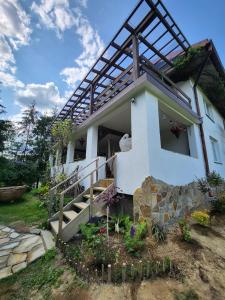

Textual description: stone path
[0,225,55,280]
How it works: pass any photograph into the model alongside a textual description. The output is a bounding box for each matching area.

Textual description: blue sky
[0,0,224,121]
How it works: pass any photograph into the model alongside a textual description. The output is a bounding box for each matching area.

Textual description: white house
[49,0,225,240]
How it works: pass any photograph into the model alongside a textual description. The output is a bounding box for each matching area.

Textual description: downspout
[192,44,212,176]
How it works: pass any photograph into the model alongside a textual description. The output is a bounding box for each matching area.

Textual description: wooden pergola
[55,0,192,126]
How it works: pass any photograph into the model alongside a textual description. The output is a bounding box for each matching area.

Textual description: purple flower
[130,225,136,238]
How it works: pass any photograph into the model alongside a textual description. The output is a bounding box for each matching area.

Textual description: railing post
[132,34,140,80]
[90,172,94,217]
[89,84,94,116]
[58,194,64,239]
[96,158,99,182]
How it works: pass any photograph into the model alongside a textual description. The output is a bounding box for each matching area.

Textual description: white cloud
[31,0,76,38]
[60,9,104,87]
[0,0,31,88]
[15,82,64,114]
[32,0,104,88]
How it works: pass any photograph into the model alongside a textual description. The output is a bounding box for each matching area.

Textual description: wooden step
[50,221,66,234]
[98,179,114,188]
[73,202,89,210]
[93,187,107,192]
[83,194,97,200]
[64,210,78,221]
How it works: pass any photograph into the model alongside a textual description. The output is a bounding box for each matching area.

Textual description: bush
[178,219,191,242]
[211,192,225,214]
[80,223,100,242]
[124,220,147,256]
[152,223,167,242]
[191,210,210,226]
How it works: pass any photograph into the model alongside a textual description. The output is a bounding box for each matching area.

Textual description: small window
[210,137,221,163]
[204,98,214,121]
[223,119,225,130]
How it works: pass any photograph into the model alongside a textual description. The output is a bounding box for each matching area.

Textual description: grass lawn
[0,191,48,227]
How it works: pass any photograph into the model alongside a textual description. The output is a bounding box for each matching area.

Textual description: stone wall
[133,176,208,226]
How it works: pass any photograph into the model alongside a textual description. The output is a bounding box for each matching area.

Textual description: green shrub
[191,210,209,226]
[124,221,147,256]
[174,289,199,300]
[152,223,167,242]
[178,219,191,242]
[211,192,225,214]
[80,223,100,241]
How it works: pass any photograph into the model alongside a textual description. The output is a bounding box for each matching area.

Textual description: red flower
[99,227,106,234]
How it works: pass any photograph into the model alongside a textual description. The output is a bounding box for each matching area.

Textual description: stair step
[73,202,89,210]
[98,179,114,188]
[64,210,78,221]
[83,194,97,200]
[50,221,66,234]
[93,187,107,192]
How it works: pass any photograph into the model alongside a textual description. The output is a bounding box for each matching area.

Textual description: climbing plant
[51,119,73,152]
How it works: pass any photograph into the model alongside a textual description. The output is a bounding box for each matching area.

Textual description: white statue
[119,134,132,152]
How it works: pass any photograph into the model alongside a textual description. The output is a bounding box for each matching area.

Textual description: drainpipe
[193,45,212,176]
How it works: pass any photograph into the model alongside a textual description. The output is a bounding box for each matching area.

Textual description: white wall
[178,80,225,179]
[115,89,206,195]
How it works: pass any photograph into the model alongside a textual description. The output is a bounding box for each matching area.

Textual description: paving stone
[0,250,12,257]
[0,238,10,245]
[8,253,27,266]
[12,262,27,273]
[0,255,8,268]
[0,242,19,250]
[0,266,12,280]
[13,236,42,253]
[30,228,41,235]
[2,227,11,233]
[10,232,20,239]
[27,244,45,263]
[0,232,8,239]
[41,230,55,250]
[0,225,5,230]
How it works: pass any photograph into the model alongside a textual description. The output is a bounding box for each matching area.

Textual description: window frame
[210,136,222,164]
[203,97,214,122]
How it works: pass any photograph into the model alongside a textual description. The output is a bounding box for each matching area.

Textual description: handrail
[58,154,117,238]
[61,154,116,196]
[50,157,99,193]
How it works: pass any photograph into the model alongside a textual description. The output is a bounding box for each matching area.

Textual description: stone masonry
[0,225,55,280]
[133,176,206,226]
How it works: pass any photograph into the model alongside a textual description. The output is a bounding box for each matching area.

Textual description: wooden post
[101,264,104,282]
[89,84,94,116]
[58,194,64,239]
[107,264,112,283]
[131,263,135,280]
[122,263,126,282]
[146,261,150,278]
[139,260,143,280]
[90,172,94,217]
[96,158,99,182]
[132,34,140,80]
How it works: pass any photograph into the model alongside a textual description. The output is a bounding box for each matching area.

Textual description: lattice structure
[56,0,191,126]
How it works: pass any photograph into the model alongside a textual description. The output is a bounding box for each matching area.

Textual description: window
[223,119,225,130]
[204,98,214,121]
[210,137,221,163]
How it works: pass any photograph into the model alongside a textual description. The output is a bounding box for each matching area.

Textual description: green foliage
[0,191,48,226]
[152,223,167,242]
[207,171,224,187]
[36,184,49,196]
[0,246,63,300]
[173,46,204,70]
[178,219,191,242]
[174,289,199,300]
[51,119,73,151]
[80,223,100,242]
[0,119,15,152]
[124,220,147,256]
[110,215,131,233]
[0,157,38,187]
[211,192,225,214]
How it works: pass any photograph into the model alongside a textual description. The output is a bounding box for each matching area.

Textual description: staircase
[48,156,116,242]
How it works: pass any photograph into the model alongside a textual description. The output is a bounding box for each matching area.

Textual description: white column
[86,125,98,160]
[66,141,75,164]
[131,90,160,177]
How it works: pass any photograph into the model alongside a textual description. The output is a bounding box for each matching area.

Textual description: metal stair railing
[57,154,117,238]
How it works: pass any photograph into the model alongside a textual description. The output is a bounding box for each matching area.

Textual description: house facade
[50,0,225,197]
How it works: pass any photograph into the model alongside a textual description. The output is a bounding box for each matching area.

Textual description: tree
[19,102,39,159]
[32,115,54,186]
